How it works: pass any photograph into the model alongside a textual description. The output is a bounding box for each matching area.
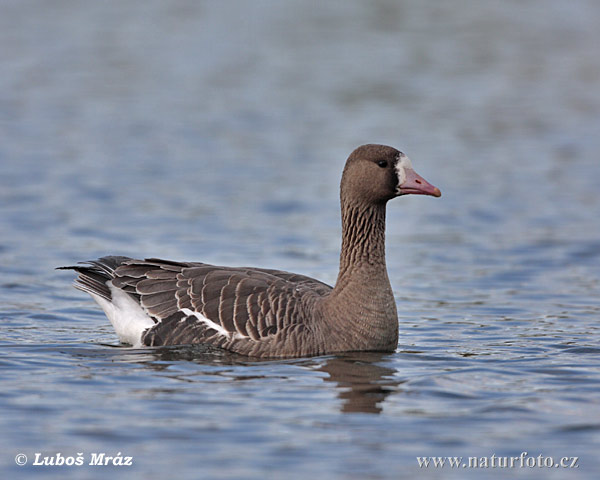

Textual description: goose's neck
[321,199,398,351]
[337,201,388,282]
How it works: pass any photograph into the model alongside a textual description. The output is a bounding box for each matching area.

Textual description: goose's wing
[110,258,332,347]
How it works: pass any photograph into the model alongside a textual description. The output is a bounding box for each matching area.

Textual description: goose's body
[60,145,440,358]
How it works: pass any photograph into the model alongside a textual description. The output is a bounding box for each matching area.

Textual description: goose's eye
[377,160,388,168]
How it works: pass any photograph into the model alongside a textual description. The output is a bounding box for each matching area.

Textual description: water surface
[1,1,599,478]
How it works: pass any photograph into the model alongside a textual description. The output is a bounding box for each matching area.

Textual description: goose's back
[111,258,333,356]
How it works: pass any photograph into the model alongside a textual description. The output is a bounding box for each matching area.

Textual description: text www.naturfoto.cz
[416,452,578,469]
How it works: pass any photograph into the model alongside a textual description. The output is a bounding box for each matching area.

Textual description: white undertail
[89,283,155,347]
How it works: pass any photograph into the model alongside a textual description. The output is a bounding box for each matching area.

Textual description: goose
[59,144,440,358]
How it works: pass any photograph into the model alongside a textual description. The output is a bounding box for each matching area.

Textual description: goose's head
[341,144,441,205]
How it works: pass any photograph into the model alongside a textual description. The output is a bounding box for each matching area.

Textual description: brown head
[340,144,441,205]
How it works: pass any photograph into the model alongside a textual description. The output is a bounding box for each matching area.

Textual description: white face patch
[395,152,414,186]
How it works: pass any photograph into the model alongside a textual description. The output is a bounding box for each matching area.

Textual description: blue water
[1,1,599,478]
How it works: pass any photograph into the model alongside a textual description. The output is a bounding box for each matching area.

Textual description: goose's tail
[57,256,155,346]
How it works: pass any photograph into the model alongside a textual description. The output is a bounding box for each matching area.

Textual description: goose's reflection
[315,352,402,414]
[76,345,402,414]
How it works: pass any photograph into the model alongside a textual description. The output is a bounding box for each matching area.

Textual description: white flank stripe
[180,308,247,339]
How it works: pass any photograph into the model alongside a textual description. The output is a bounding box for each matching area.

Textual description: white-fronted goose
[60,145,440,358]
